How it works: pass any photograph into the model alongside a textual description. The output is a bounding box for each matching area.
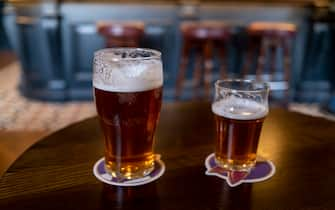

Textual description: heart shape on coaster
[228,171,249,186]
[205,153,276,187]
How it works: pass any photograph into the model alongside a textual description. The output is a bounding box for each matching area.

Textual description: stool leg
[203,40,214,100]
[176,40,191,100]
[269,40,278,81]
[283,38,291,84]
[192,49,203,100]
[218,42,227,79]
[256,37,267,80]
[282,37,292,107]
[242,37,258,79]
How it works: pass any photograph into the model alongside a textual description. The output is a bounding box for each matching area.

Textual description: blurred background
[1,0,335,136]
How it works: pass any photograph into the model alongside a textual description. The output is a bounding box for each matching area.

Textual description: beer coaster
[205,153,276,187]
[93,155,165,187]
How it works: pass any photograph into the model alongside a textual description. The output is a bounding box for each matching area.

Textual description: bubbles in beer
[212,97,268,120]
[93,49,163,92]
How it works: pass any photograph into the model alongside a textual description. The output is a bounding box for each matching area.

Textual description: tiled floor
[0,62,97,132]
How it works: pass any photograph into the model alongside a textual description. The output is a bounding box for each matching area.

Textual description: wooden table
[0,102,334,210]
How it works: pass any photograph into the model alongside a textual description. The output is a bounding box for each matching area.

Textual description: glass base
[94,156,165,186]
[214,156,256,172]
[105,161,155,180]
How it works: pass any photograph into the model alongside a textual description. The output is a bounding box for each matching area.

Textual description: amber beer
[93,48,163,180]
[212,81,269,171]
[94,87,162,179]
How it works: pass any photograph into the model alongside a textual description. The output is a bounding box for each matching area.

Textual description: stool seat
[248,22,296,37]
[181,21,230,40]
[97,21,145,47]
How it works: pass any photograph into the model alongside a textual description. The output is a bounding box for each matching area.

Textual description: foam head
[93,48,163,92]
[212,96,268,120]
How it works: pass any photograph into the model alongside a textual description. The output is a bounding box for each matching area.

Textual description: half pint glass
[93,48,163,180]
[212,79,269,171]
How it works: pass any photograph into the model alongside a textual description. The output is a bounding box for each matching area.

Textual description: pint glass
[212,79,269,171]
[93,48,163,180]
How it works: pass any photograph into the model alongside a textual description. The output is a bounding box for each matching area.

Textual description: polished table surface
[0,102,334,210]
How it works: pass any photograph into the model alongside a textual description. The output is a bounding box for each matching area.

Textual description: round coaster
[205,153,276,187]
[93,156,165,187]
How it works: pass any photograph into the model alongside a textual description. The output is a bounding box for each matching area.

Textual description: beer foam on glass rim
[93,48,163,92]
[212,97,268,120]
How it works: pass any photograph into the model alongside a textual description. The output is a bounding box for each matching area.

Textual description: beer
[94,87,162,179]
[93,48,163,180]
[212,97,268,171]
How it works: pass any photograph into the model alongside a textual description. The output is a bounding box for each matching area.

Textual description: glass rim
[215,79,270,93]
[94,48,161,62]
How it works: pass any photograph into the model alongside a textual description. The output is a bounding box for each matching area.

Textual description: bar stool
[97,21,145,47]
[243,22,297,107]
[176,21,231,100]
